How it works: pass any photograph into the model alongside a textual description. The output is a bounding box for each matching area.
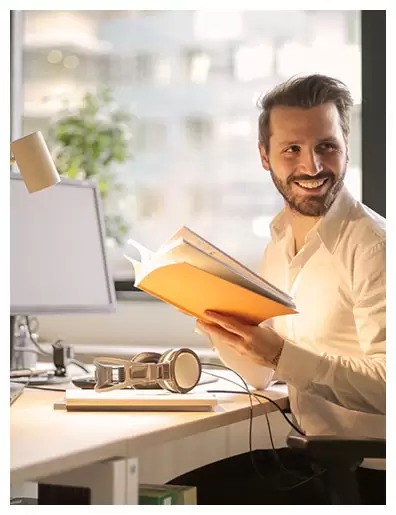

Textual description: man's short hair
[257,74,354,151]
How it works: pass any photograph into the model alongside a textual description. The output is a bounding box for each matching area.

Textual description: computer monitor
[10,172,116,316]
[10,172,116,379]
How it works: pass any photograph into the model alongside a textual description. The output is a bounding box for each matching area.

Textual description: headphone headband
[93,348,201,394]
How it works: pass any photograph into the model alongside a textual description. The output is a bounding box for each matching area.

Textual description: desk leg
[38,457,138,504]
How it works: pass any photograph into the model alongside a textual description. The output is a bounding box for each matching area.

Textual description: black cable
[206,388,305,436]
[202,369,261,479]
[201,363,326,490]
[24,323,90,375]
[26,385,67,392]
[201,362,304,435]
[70,359,90,374]
[206,387,314,485]
[262,411,307,481]
[201,365,257,473]
[255,397,326,490]
[260,411,326,490]
[204,369,306,483]
[237,391,304,435]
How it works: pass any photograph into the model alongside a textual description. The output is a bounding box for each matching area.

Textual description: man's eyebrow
[277,136,339,147]
[317,137,339,144]
[277,140,302,147]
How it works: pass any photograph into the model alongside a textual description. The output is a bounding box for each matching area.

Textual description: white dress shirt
[215,186,385,465]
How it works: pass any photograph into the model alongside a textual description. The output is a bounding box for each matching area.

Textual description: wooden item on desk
[54,388,218,412]
[125,225,297,325]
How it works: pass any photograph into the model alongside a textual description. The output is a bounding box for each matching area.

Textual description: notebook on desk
[54,389,218,412]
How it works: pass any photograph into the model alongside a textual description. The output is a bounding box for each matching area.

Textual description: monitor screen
[10,173,116,315]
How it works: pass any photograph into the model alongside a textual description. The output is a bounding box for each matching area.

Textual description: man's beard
[270,166,346,217]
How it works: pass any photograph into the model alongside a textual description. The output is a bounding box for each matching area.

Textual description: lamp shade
[11,131,61,193]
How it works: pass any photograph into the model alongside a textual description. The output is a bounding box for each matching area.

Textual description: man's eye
[285,145,300,153]
[318,142,337,152]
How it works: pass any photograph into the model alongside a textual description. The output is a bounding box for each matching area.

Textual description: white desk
[10,377,289,504]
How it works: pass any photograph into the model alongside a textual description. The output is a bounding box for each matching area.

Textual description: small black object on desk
[72,376,98,389]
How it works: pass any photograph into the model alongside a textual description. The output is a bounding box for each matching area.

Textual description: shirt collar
[316,185,356,253]
[269,185,356,253]
[269,208,287,242]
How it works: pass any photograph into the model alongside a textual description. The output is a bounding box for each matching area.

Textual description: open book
[124,226,297,325]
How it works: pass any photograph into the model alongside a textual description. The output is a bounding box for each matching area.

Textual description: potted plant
[48,88,133,246]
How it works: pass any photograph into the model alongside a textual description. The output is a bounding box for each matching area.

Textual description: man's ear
[258,143,270,171]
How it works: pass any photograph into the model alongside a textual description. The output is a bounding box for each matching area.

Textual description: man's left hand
[196,310,284,370]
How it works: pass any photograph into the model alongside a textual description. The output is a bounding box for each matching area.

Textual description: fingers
[196,320,242,345]
[203,310,249,338]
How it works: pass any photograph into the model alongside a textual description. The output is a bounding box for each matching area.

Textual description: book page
[124,239,176,285]
[125,238,155,262]
[162,226,293,304]
[158,240,295,308]
[124,252,178,286]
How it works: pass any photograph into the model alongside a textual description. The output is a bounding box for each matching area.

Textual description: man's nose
[298,150,324,176]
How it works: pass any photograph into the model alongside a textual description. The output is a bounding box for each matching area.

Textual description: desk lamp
[10,131,61,193]
[10,131,61,381]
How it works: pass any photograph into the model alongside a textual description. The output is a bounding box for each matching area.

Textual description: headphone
[93,348,201,394]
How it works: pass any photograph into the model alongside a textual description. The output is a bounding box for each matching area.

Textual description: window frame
[361,10,386,217]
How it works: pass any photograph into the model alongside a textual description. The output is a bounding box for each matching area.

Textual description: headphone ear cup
[131,352,162,389]
[156,350,176,392]
[157,349,174,365]
[158,348,201,393]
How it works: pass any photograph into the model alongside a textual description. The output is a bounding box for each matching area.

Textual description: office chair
[286,430,386,504]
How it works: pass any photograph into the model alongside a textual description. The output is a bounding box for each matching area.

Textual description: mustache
[287,171,334,185]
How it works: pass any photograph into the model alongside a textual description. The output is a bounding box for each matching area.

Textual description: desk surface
[10,375,288,484]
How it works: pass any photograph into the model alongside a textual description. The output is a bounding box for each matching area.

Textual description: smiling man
[170,75,386,505]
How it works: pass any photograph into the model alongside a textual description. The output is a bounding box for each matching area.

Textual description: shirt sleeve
[213,341,275,390]
[275,241,386,415]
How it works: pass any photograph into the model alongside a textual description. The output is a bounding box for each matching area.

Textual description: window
[134,119,168,153]
[18,10,362,276]
[185,117,213,147]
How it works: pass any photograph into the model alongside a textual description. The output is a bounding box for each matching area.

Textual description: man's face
[258,103,348,216]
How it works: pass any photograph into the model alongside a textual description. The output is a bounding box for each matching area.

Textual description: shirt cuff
[276,338,323,390]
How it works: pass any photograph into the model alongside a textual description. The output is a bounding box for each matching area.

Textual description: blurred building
[20,10,362,272]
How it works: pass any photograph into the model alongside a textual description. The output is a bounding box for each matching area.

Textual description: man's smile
[293,177,330,193]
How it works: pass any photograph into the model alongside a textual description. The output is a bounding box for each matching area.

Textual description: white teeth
[295,178,327,189]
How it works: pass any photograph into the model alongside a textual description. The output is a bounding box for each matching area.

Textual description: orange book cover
[125,226,297,325]
[139,262,295,325]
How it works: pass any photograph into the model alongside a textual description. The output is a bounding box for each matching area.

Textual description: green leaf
[47,87,134,244]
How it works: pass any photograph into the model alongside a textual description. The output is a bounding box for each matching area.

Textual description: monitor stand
[11,316,40,371]
[10,316,72,405]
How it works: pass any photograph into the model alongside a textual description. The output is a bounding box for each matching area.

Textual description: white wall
[37,299,212,355]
